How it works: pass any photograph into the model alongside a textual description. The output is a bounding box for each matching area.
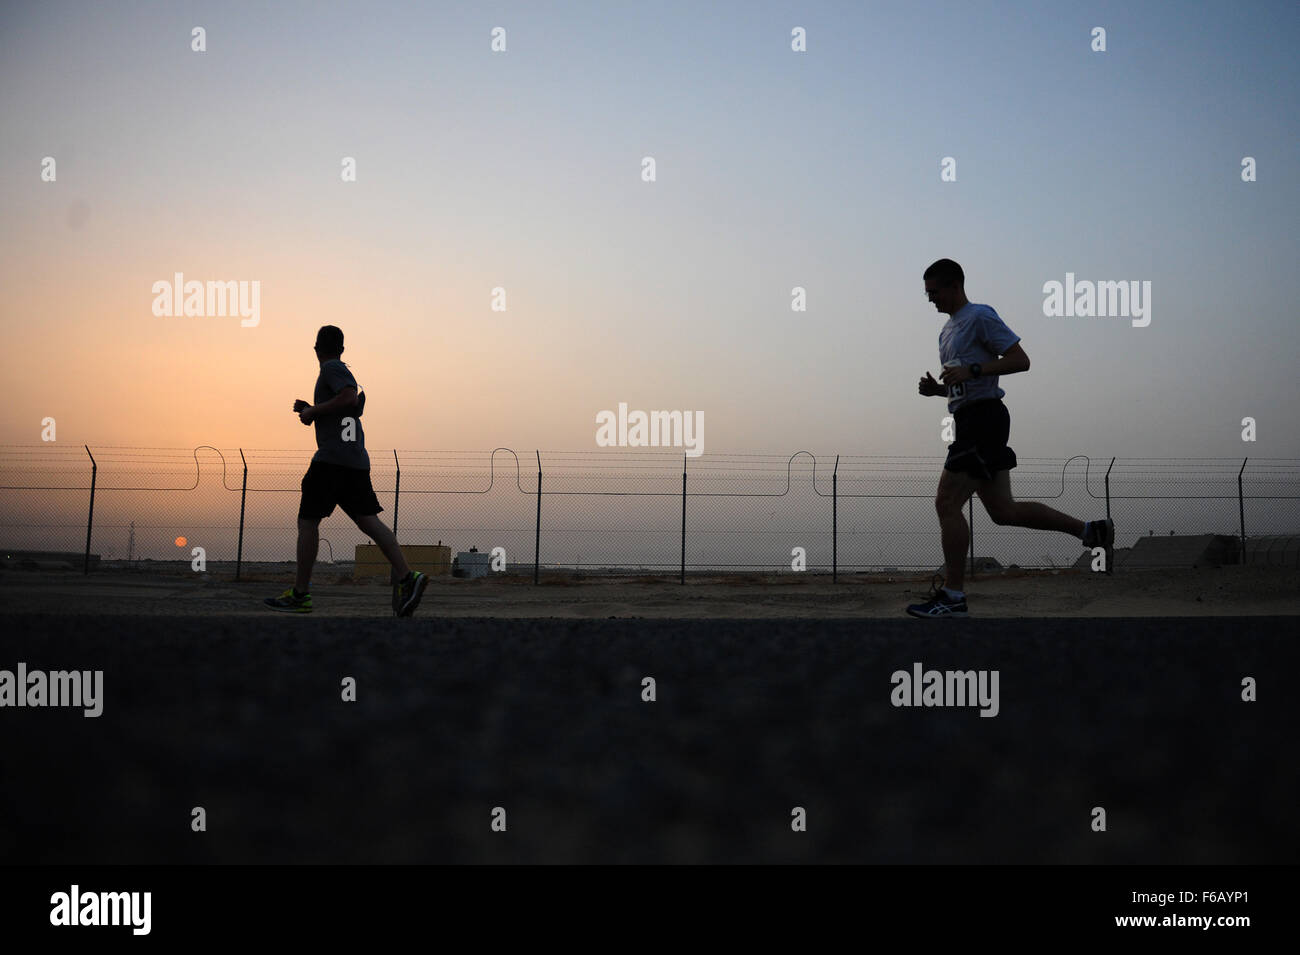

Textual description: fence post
[832,455,839,583]
[534,451,542,585]
[83,445,96,575]
[1238,457,1248,564]
[1104,457,1115,525]
[392,449,400,536]
[236,449,248,581]
[1104,457,1116,576]
[680,453,686,585]
[968,495,975,579]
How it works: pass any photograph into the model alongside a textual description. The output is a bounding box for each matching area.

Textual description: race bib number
[943,361,965,400]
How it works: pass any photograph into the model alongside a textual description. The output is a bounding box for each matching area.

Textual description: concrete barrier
[1244,535,1300,569]
[0,550,99,570]
[1118,534,1238,569]
[1070,534,1243,570]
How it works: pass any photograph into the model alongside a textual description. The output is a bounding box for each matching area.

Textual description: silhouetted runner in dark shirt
[264,325,428,616]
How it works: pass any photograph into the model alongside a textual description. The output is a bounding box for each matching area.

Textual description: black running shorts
[943,398,1017,482]
[298,460,383,520]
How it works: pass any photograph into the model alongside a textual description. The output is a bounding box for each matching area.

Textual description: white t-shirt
[938,303,1021,413]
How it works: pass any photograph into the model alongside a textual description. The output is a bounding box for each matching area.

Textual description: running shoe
[1083,518,1116,571]
[1082,518,1114,550]
[906,574,968,618]
[265,587,312,613]
[396,571,429,617]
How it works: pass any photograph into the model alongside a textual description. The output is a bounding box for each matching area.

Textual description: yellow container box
[353,543,451,580]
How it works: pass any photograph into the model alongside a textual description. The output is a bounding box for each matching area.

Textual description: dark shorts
[298,460,383,521]
[944,398,1017,482]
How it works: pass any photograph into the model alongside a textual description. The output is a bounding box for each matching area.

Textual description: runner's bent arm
[313,386,358,415]
[977,342,1030,376]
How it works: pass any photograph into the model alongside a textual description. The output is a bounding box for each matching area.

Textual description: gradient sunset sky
[2,0,1297,461]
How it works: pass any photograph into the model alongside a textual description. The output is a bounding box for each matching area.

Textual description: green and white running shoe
[395,571,429,617]
[264,587,312,613]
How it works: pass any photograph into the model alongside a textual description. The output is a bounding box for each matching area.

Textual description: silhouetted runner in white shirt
[908,259,1114,617]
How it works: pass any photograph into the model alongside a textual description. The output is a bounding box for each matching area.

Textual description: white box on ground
[457,548,491,578]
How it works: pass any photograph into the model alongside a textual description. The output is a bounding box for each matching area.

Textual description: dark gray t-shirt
[312,359,369,469]
[938,303,1021,414]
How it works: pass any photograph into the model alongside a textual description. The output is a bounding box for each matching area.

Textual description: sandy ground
[1,564,1297,617]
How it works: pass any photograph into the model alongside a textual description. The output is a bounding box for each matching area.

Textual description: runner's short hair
[315,325,345,354]
[923,259,964,288]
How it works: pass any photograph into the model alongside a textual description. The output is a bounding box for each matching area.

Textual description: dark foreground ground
[1,615,1295,864]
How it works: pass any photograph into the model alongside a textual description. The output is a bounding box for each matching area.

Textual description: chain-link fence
[2,445,1298,577]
